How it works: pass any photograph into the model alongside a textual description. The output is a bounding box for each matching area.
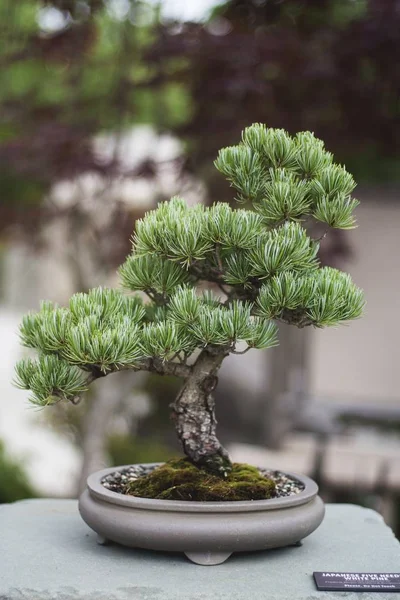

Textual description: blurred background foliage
[2,0,399,237]
[0,441,36,503]
[1,0,399,536]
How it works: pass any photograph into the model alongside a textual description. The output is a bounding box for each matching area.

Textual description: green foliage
[141,321,194,360]
[69,288,146,325]
[244,317,279,350]
[14,355,88,407]
[212,144,267,203]
[62,322,143,370]
[215,123,359,229]
[254,169,312,224]
[306,267,365,326]
[166,291,279,349]
[134,198,213,265]
[19,289,146,376]
[219,301,253,341]
[293,131,333,177]
[313,195,360,229]
[188,306,230,346]
[256,272,314,319]
[256,268,365,326]
[119,255,191,295]
[168,287,201,325]
[223,252,254,287]
[16,124,364,409]
[248,222,319,278]
[206,204,265,248]
[16,288,148,405]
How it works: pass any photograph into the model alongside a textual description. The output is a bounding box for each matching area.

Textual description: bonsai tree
[15,124,364,479]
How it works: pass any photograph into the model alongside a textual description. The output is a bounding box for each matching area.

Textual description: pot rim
[86,463,319,513]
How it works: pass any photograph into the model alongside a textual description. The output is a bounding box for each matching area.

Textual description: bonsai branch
[231,346,251,355]
[315,228,329,242]
[190,260,227,288]
[84,358,192,385]
[144,289,167,305]
[277,309,314,329]
[215,244,223,272]
[147,357,192,378]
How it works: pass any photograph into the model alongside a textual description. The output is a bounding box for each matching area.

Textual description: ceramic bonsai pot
[79,463,325,565]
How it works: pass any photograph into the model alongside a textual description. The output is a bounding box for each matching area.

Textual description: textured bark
[145,358,192,379]
[171,348,232,477]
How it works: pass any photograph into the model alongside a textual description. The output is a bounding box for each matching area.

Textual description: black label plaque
[314,572,400,592]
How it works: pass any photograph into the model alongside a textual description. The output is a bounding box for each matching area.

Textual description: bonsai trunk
[171,348,232,477]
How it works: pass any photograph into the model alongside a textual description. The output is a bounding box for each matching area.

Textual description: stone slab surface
[0,500,399,600]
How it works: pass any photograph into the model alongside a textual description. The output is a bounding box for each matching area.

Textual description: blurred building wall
[310,187,400,403]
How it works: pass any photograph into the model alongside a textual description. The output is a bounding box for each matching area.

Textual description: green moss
[125,458,276,501]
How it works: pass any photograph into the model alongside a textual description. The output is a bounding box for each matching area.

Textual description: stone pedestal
[0,500,399,599]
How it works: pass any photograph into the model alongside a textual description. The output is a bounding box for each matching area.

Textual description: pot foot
[184,551,232,566]
[96,535,111,546]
